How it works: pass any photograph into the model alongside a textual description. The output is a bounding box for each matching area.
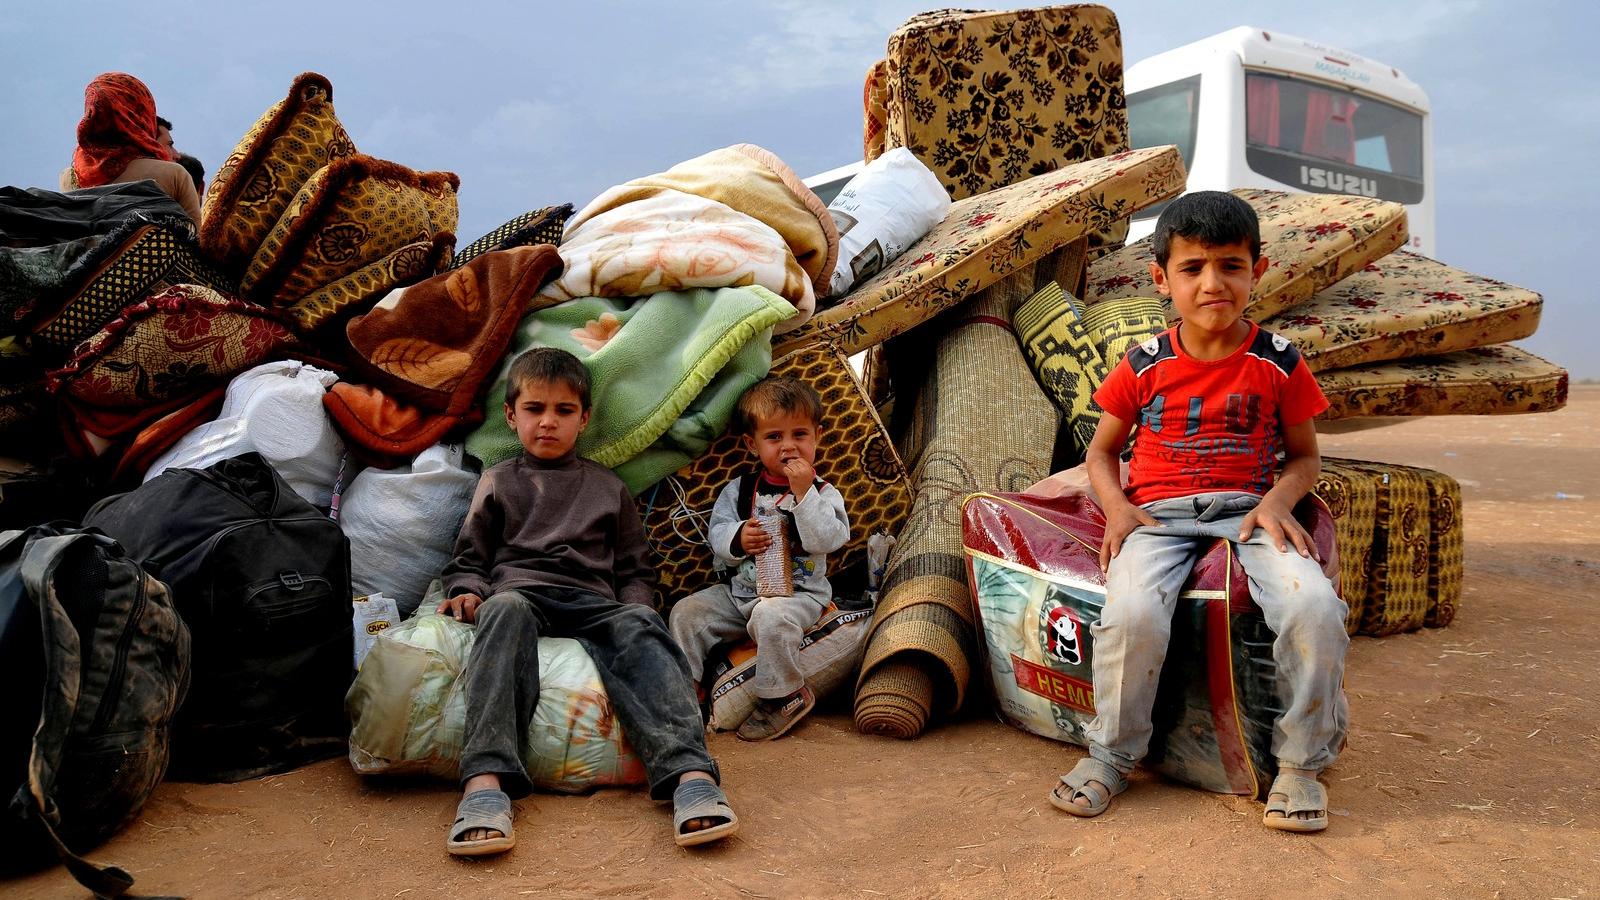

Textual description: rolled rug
[853,266,1056,737]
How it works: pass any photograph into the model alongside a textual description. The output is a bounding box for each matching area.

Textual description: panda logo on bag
[1038,599,1084,667]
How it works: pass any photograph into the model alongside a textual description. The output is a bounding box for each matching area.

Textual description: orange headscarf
[71,72,174,188]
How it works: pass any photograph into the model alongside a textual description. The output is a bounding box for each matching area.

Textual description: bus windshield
[1244,69,1424,202]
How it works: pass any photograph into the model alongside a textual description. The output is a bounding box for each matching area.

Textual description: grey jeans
[668,584,827,699]
[459,586,718,800]
[1085,491,1350,775]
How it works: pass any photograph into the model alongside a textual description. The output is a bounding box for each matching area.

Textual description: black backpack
[84,453,353,783]
[1,526,190,898]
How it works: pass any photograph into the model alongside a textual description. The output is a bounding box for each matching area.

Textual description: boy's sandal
[1049,757,1130,818]
[447,789,516,856]
[673,778,740,847]
[1262,772,1329,833]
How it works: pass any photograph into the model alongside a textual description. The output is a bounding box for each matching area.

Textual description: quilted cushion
[447,204,573,271]
[240,154,458,307]
[285,233,455,334]
[1088,188,1409,321]
[200,72,357,275]
[1315,344,1568,420]
[880,6,1131,251]
[1314,458,1432,637]
[773,145,1184,357]
[45,284,295,409]
[644,344,913,606]
[1266,251,1543,372]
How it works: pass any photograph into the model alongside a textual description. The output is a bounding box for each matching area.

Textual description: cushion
[643,344,913,606]
[200,72,358,275]
[447,204,573,271]
[1076,295,1168,365]
[286,233,455,335]
[1087,188,1410,321]
[773,145,1185,357]
[29,223,236,358]
[239,154,459,307]
[1314,458,1436,636]
[1013,282,1107,454]
[1265,250,1543,372]
[862,58,889,164]
[45,284,294,409]
[1315,344,1568,420]
[880,5,1131,250]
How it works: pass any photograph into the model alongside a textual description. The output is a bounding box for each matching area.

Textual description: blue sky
[4,1,1594,376]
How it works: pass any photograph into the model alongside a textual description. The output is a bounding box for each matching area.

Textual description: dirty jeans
[668,584,826,699]
[459,586,718,800]
[1085,491,1350,775]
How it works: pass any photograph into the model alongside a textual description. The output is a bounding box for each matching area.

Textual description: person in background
[176,153,205,199]
[155,115,176,152]
[59,73,201,222]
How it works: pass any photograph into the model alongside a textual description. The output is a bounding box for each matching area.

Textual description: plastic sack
[352,593,400,669]
[345,590,647,793]
[705,604,872,731]
[341,443,478,618]
[144,360,344,508]
[825,147,950,297]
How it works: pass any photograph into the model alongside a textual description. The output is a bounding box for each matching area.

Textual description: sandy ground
[12,388,1600,899]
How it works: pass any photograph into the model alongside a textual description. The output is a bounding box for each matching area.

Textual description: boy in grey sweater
[669,376,851,741]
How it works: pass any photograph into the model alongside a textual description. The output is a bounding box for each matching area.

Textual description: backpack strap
[736,469,760,520]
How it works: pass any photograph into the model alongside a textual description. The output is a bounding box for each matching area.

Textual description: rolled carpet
[853,266,1057,737]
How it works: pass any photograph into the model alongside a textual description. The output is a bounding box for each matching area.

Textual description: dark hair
[732,376,823,435]
[155,115,173,132]
[176,153,204,192]
[1150,191,1261,267]
[504,347,591,410]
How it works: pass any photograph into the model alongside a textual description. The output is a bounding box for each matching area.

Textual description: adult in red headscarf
[59,72,202,221]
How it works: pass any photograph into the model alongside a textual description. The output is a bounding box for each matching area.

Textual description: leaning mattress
[1315,344,1568,420]
[1266,251,1543,372]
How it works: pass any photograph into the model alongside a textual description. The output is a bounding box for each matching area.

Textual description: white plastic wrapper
[826,147,951,297]
[864,530,897,608]
[352,593,400,669]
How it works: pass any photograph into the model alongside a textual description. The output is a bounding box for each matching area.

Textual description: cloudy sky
[4,1,1593,376]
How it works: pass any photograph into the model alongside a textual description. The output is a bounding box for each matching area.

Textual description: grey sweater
[442,450,656,607]
[708,474,851,602]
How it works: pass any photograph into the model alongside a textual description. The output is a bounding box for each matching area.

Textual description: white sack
[826,147,951,297]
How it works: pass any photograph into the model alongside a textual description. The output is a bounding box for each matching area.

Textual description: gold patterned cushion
[773,146,1184,357]
[880,6,1131,251]
[1076,295,1168,366]
[285,233,456,334]
[643,345,912,606]
[1014,282,1106,452]
[239,155,458,307]
[200,72,357,276]
[1315,458,1433,636]
[1266,251,1543,372]
[1088,189,1409,321]
[1316,344,1568,420]
[863,58,889,164]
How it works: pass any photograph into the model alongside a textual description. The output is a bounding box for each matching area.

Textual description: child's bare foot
[1263,767,1329,832]
[448,773,515,856]
[673,772,738,846]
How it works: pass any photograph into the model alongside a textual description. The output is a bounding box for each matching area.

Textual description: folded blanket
[567,144,837,300]
[467,286,794,491]
[541,189,814,332]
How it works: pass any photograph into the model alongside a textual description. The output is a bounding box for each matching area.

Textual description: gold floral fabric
[200,72,357,276]
[286,234,455,334]
[240,155,458,308]
[1088,189,1408,321]
[774,145,1184,357]
[880,5,1131,249]
[643,345,912,607]
[1316,458,1439,637]
[1266,250,1543,372]
[1315,344,1568,420]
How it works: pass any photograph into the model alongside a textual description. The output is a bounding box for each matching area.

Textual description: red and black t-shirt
[1093,323,1328,506]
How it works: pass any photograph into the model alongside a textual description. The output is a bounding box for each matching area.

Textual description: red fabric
[1245,78,1279,147]
[71,73,174,188]
[1093,324,1329,505]
[321,382,483,468]
[1302,91,1359,164]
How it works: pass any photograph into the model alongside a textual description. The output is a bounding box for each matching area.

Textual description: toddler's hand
[739,516,773,555]
[438,592,485,624]
[782,458,816,498]
[1100,502,1161,573]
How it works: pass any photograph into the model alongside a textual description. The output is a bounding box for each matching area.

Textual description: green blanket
[467,285,794,492]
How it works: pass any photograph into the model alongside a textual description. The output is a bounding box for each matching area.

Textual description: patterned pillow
[1315,344,1567,419]
[1088,189,1409,321]
[1265,251,1543,372]
[773,146,1184,358]
[447,204,573,271]
[200,72,358,276]
[285,233,455,335]
[880,6,1131,251]
[1076,295,1168,366]
[45,284,295,409]
[239,154,459,307]
[1013,282,1107,455]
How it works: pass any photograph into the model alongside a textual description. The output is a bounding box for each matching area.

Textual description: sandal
[1049,757,1130,818]
[1263,772,1329,833]
[447,789,516,856]
[672,778,739,847]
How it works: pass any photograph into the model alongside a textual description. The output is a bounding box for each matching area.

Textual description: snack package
[352,592,400,669]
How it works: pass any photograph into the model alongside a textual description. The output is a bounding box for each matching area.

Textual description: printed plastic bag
[705,604,871,731]
[352,593,400,669]
[825,147,950,297]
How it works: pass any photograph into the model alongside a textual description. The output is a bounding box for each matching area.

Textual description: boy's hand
[782,458,816,498]
[1100,502,1161,573]
[438,592,485,624]
[1238,500,1317,560]
[739,516,772,555]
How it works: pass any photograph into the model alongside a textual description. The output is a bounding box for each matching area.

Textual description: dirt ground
[13,388,1600,899]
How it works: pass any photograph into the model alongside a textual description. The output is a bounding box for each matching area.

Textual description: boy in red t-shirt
[1049,192,1349,833]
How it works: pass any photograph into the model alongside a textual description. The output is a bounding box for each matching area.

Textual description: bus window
[1243,70,1424,203]
[1126,75,1199,221]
